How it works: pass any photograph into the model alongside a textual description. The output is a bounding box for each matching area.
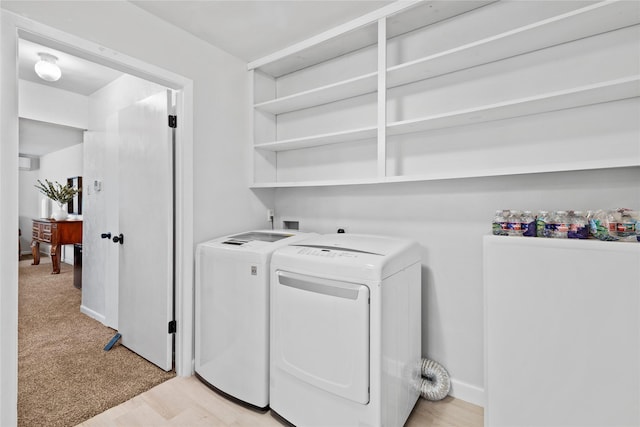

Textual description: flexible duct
[419,358,450,401]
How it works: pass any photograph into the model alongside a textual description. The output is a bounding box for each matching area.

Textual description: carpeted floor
[18,255,175,427]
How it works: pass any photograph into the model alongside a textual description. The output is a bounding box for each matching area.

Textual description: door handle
[101,232,112,239]
[113,234,124,245]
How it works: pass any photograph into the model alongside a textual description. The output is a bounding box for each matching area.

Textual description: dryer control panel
[296,247,359,259]
[294,245,380,259]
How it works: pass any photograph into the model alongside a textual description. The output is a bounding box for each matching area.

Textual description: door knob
[113,234,124,245]
[101,232,111,239]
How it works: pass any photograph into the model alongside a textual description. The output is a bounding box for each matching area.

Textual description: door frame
[1,11,195,426]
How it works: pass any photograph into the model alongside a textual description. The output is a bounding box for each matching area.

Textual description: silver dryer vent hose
[420,358,450,401]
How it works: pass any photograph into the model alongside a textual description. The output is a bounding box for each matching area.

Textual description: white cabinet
[484,236,640,426]
[249,1,640,188]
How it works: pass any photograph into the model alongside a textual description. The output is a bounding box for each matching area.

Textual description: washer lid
[224,231,294,244]
[198,230,318,255]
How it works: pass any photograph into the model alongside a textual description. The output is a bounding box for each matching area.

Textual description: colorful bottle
[554,211,569,238]
[537,211,549,237]
[492,210,509,236]
[544,211,557,238]
[568,210,589,239]
[617,210,637,238]
[522,211,536,237]
[507,210,523,237]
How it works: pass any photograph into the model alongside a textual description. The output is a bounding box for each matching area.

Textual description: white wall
[274,167,640,404]
[19,79,88,129]
[39,144,83,189]
[40,143,83,263]
[18,77,86,258]
[258,2,640,406]
[18,143,83,262]
[0,10,19,426]
[1,3,272,425]
[18,168,39,253]
[2,1,274,242]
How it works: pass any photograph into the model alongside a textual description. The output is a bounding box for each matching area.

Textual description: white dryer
[269,234,422,427]
[195,230,316,410]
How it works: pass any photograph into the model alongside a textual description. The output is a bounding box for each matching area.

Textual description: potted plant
[35,179,79,221]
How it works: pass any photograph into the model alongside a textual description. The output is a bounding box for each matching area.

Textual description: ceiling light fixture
[34,52,61,82]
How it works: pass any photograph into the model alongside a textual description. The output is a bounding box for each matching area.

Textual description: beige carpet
[18,256,175,427]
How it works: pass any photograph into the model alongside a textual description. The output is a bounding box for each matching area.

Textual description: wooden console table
[31,219,82,274]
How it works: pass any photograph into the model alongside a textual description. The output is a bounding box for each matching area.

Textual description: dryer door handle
[277,271,365,300]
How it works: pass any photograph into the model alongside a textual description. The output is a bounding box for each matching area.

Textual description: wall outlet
[267,209,274,221]
[283,220,299,230]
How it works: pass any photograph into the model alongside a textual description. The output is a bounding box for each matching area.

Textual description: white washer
[195,230,316,409]
[270,234,422,427]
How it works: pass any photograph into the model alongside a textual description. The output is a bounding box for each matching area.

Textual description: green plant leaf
[35,179,79,204]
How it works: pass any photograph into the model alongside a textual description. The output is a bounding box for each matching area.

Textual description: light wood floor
[78,376,483,426]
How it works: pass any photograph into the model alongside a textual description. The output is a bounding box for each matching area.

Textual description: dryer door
[273,271,370,404]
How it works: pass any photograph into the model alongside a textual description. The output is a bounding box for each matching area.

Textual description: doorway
[1,13,195,427]
[16,36,179,425]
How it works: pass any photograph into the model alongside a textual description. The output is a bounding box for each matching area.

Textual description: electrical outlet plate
[283,220,299,230]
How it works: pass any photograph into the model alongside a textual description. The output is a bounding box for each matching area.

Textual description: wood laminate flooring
[78,376,483,426]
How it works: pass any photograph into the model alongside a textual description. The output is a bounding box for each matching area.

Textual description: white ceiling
[19,38,123,97]
[130,0,392,63]
[16,1,394,97]
[18,39,119,156]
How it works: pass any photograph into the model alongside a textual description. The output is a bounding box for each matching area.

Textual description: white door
[117,90,174,371]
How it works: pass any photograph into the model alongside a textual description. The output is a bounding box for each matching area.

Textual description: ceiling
[130,0,392,63]
[19,38,123,97]
[16,0,392,156]
[18,39,119,156]
[18,1,393,98]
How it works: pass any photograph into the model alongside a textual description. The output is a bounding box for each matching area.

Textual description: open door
[116,90,174,371]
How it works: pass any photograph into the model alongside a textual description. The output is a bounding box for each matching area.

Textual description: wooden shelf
[254,72,377,115]
[387,1,640,89]
[254,126,377,152]
[387,76,640,137]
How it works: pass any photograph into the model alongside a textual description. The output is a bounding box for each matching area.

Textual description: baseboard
[80,305,106,324]
[449,378,485,408]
